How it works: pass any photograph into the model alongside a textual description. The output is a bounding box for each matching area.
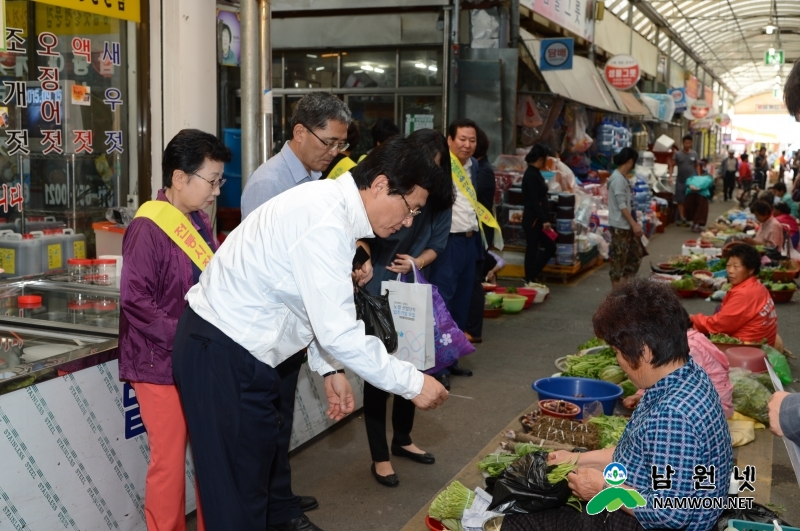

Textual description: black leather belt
[452,231,475,238]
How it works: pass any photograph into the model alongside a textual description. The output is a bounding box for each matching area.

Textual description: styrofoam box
[653,134,675,152]
[681,245,722,257]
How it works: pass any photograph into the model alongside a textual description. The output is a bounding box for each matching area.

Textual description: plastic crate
[727,520,800,531]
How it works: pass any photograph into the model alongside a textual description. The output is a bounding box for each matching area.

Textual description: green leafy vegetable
[578,337,606,350]
[709,259,727,272]
[428,481,474,521]
[619,379,638,398]
[599,366,626,384]
[710,333,742,344]
[587,415,629,449]
[477,453,522,477]
[684,258,708,272]
[441,519,462,531]
[562,349,618,379]
[548,462,578,483]
[730,371,772,425]
[671,277,696,290]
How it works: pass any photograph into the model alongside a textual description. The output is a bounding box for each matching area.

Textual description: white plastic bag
[517,95,544,129]
[381,268,435,370]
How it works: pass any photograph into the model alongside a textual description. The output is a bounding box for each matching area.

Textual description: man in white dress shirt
[172,137,449,531]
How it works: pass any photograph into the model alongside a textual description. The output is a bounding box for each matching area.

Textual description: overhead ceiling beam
[631,0,738,98]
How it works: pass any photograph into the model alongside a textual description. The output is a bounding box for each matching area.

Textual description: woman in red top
[775,202,799,248]
[738,153,753,188]
[691,244,777,346]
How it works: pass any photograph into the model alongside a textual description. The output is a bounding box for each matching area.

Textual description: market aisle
[185,198,800,530]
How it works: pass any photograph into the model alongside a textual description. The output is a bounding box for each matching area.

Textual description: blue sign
[540,38,574,71]
[668,87,687,113]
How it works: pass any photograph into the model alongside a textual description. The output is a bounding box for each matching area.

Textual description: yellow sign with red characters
[32,0,140,23]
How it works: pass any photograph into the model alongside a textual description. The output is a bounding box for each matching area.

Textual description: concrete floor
[187,198,800,530]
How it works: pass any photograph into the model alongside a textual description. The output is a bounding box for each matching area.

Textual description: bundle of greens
[709,259,727,273]
[428,481,474,523]
[671,277,696,290]
[684,258,708,272]
[764,281,797,291]
[578,337,606,350]
[562,348,617,379]
[730,370,772,425]
[587,415,629,448]
[619,380,638,398]
[478,443,545,476]
[710,333,742,344]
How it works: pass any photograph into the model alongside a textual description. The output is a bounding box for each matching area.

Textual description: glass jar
[91,298,119,328]
[67,294,94,323]
[67,258,94,284]
[92,259,117,286]
[17,295,44,318]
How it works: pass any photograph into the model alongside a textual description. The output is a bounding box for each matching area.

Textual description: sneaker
[692,224,703,233]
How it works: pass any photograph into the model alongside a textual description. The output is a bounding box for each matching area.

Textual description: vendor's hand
[622,395,642,410]
[352,258,373,286]
[387,254,416,274]
[567,467,606,501]
[769,391,790,437]
[323,373,355,421]
[632,222,643,238]
[411,375,449,410]
[548,450,579,466]
[542,222,552,232]
[486,270,497,284]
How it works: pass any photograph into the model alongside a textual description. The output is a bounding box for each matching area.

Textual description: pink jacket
[637,330,733,418]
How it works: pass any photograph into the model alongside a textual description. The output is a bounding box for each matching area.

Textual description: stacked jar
[92,259,117,286]
[67,258,94,284]
[17,295,45,318]
[67,293,93,323]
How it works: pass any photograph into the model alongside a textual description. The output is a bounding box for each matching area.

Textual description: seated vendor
[774,202,799,249]
[504,278,732,531]
[691,243,777,346]
[625,309,733,418]
[770,181,799,218]
[743,200,784,249]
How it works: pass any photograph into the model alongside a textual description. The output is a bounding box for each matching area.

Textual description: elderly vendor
[743,200,785,250]
[504,278,732,531]
[691,243,777,346]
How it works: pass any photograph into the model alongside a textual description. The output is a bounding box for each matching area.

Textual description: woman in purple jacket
[119,129,231,531]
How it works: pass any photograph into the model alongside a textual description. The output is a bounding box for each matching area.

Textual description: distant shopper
[321,122,360,180]
[755,146,769,190]
[684,160,714,232]
[521,143,556,284]
[120,129,231,531]
[738,152,753,197]
[770,181,799,218]
[668,134,700,226]
[721,149,739,201]
[774,202,799,248]
[607,147,642,286]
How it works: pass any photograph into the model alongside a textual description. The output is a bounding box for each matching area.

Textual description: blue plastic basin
[532,377,623,419]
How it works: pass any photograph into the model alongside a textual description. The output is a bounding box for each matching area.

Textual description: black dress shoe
[267,515,323,531]
[436,373,450,390]
[299,495,318,512]
[449,363,473,377]
[371,463,399,487]
[391,444,435,464]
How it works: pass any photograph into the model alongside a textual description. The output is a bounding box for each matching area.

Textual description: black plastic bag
[487,452,572,515]
[354,287,398,353]
[715,502,792,531]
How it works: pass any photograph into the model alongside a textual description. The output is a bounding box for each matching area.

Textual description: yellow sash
[327,156,357,180]
[134,201,214,271]
[450,153,503,250]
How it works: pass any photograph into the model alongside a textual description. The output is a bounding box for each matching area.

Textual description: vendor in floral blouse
[743,200,785,249]
[691,243,777,346]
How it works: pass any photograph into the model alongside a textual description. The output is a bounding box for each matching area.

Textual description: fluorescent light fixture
[362,65,374,71]
[769,47,775,54]
[354,70,364,74]
[374,67,385,73]
[776,75,782,83]
[295,82,299,87]
[316,66,325,71]
[428,65,438,71]
[766,25,775,34]
[307,54,318,58]
[415,63,426,69]
[775,64,781,71]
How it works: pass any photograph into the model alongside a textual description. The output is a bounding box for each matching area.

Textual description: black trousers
[524,224,557,282]
[363,381,415,462]
[268,351,306,525]
[465,257,485,338]
[173,307,281,531]
[723,171,736,200]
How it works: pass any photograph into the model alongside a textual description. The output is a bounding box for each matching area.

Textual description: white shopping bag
[381,267,435,371]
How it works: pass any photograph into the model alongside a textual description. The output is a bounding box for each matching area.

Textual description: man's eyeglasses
[400,194,422,219]
[305,126,349,153]
[190,172,226,189]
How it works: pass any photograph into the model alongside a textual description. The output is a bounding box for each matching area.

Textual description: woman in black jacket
[522,144,556,283]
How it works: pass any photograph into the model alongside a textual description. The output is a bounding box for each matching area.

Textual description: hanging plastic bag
[487,452,572,515]
[354,287,398,353]
[763,345,793,385]
[517,95,544,129]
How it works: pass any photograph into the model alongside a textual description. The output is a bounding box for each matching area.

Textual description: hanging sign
[668,87,687,113]
[540,38,573,71]
[30,0,140,23]
[532,0,595,42]
[690,99,710,119]
[715,113,731,127]
[723,133,732,142]
[604,55,640,90]
[685,75,700,99]
[765,49,785,66]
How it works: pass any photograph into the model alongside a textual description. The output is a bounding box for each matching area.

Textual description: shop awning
[520,29,624,115]
[618,92,653,118]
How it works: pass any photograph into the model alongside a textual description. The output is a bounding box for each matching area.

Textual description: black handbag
[354,286,398,353]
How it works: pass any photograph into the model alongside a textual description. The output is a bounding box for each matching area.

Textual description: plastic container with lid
[67,258,94,283]
[17,295,45,318]
[67,294,94,323]
[31,230,65,274]
[14,216,65,233]
[60,228,88,261]
[0,233,44,278]
[92,259,117,286]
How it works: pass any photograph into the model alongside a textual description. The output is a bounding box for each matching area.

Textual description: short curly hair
[726,244,761,275]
